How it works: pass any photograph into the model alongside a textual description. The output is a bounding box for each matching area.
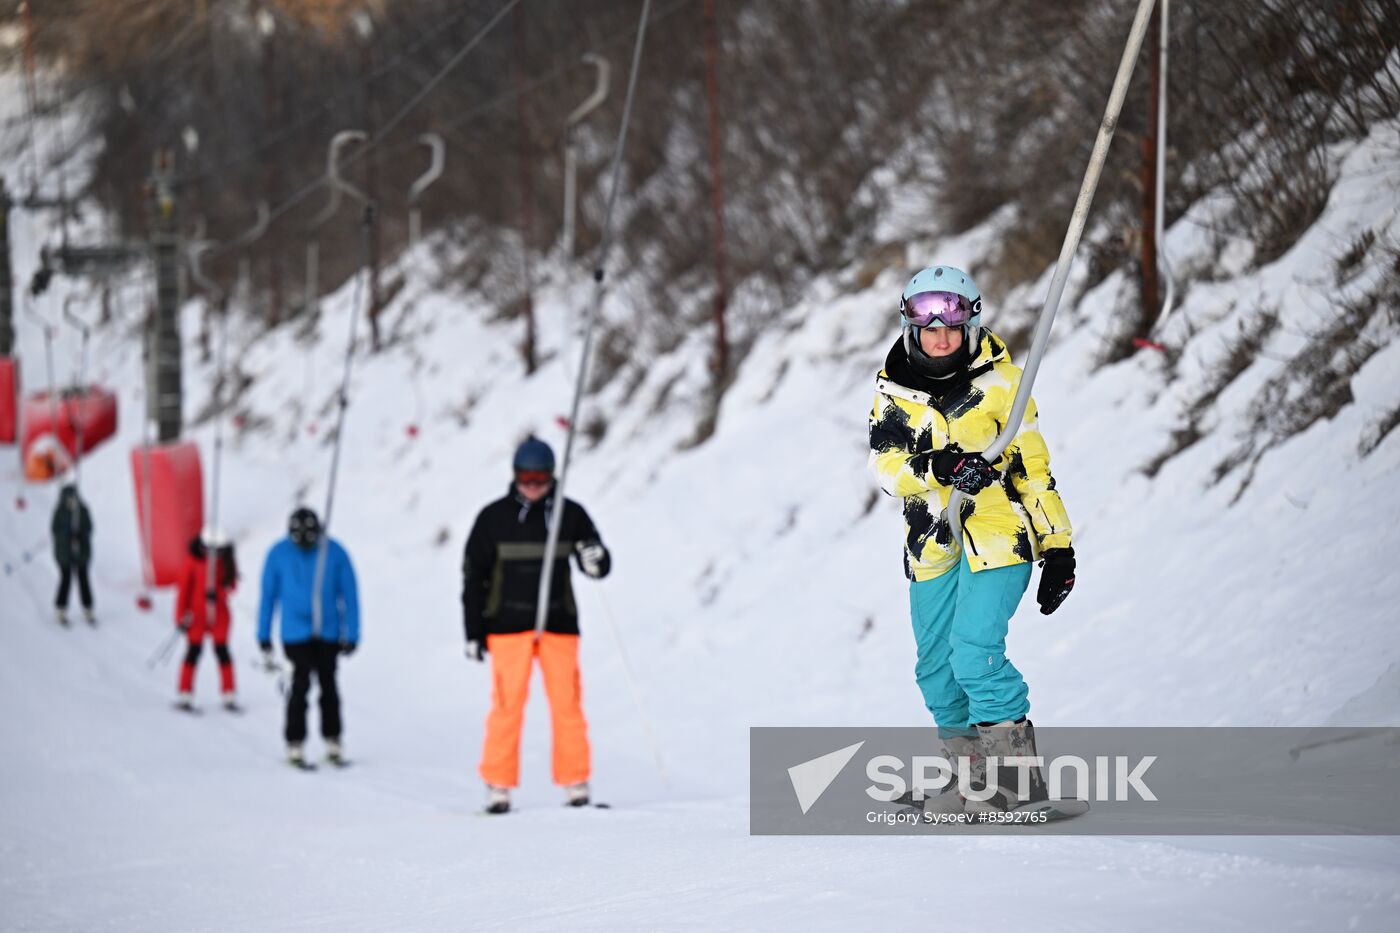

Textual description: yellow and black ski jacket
[868,331,1072,581]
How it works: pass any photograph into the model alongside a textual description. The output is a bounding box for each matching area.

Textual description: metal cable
[944,0,1159,550]
[533,0,654,638]
[311,206,374,642]
[171,3,489,191]
[209,0,522,261]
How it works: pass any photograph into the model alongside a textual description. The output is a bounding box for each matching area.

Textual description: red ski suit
[176,548,237,695]
[177,551,236,640]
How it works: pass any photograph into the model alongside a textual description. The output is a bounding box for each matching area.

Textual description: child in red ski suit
[175,534,240,711]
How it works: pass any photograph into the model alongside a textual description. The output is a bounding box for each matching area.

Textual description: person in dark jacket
[258,507,360,767]
[50,484,95,625]
[462,436,611,813]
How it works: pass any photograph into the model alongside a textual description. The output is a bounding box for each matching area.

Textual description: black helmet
[512,436,555,473]
[289,507,321,550]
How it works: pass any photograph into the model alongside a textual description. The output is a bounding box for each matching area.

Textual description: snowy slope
[3,102,1400,931]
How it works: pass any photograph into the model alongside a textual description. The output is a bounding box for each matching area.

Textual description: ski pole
[945,0,1158,548]
[147,626,184,669]
[594,585,670,788]
[249,655,287,697]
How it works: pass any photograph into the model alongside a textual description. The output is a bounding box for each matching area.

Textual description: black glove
[205,589,218,603]
[177,615,192,632]
[340,642,357,657]
[930,448,998,495]
[1037,547,1076,615]
[465,639,485,662]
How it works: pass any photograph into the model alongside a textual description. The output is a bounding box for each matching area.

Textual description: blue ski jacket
[257,537,360,646]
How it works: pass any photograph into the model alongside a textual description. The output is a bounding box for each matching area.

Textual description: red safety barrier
[130,441,204,587]
[0,357,17,444]
[20,386,119,468]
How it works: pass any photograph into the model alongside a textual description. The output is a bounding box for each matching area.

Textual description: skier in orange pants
[462,437,611,814]
[478,631,591,791]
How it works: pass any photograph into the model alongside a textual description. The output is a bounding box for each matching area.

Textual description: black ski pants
[283,640,342,744]
[55,562,93,610]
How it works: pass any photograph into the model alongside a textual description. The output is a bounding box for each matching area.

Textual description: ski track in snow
[2,83,1400,930]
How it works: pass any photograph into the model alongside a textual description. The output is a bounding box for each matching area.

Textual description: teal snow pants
[909,557,1033,738]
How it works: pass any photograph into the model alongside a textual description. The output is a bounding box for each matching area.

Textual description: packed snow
[3,94,1399,933]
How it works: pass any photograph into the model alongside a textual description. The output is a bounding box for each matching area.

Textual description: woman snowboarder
[868,265,1079,815]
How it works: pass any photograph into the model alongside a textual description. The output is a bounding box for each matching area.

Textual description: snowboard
[1010,798,1089,820]
[893,790,1089,823]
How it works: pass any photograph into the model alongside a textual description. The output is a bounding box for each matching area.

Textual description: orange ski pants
[479,631,590,788]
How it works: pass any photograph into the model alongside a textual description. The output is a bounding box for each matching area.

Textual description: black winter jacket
[461,484,611,643]
[51,486,93,568]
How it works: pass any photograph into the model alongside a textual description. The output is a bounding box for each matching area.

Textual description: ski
[472,802,610,816]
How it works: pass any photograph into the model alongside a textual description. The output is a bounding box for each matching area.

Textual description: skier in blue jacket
[258,507,360,767]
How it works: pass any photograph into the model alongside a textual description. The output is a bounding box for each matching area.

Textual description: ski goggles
[515,470,553,488]
[900,291,979,328]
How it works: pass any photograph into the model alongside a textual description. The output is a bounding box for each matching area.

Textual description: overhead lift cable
[208,0,523,262]
[169,1,495,192]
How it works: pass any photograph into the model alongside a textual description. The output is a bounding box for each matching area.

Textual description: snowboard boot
[221,691,241,713]
[891,735,984,814]
[287,743,307,767]
[175,691,196,712]
[564,782,591,807]
[82,607,96,626]
[54,607,69,627]
[967,719,1049,813]
[325,738,344,766]
[484,784,511,815]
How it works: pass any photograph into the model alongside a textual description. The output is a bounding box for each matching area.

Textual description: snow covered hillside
[3,107,1400,933]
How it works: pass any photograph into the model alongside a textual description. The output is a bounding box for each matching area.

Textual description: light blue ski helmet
[899,265,983,377]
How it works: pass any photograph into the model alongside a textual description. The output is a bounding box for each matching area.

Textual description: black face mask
[288,508,321,550]
[905,326,973,381]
